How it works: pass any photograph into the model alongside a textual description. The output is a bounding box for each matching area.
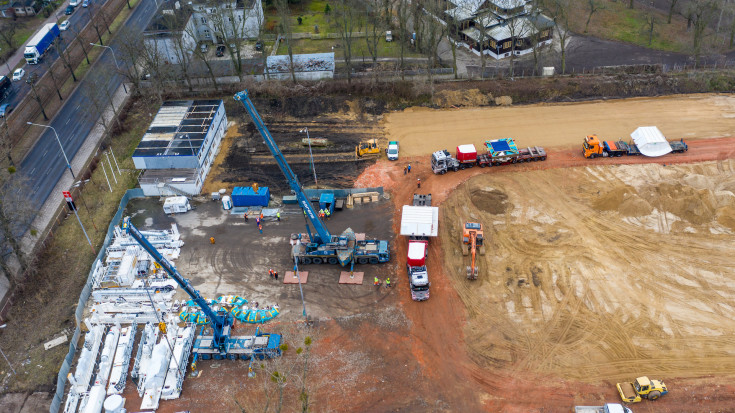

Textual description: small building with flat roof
[133,100,227,196]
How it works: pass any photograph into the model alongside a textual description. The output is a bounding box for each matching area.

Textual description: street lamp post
[27,122,75,179]
[299,127,318,189]
[89,43,128,93]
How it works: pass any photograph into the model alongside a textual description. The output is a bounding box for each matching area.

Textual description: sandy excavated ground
[440,160,735,382]
[384,94,735,155]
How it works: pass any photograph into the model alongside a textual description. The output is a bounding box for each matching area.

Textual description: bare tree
[54,37,77,82]
[117,27,145,91]
[26,74,49,121]
[42,58,63,101]
[364,0,383,71]
[396,0,410,79]
[141,39,166,103]
[548,0,572,74]
[691,0,718,63]
[585,0,603,33]
[0,166,37,291]
[0,20,20,49]
[254,0,270,80]
[668,0,680,23]
[334,0,360,83]
[209,0,255,81]
[89,3,109,45]
[647,14,656,46]
[421,0,447,95]
[275,0,297,83]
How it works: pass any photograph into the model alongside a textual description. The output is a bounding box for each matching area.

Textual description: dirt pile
[592,185,653,216]
[469,185,512,215]
[431,89,491,108]
[440,160,735,383]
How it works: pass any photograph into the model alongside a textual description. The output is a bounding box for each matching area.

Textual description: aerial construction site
[7,90,735,413]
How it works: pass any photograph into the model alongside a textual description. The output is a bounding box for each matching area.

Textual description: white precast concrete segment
[631,126,672,157]
[400,206,439,237]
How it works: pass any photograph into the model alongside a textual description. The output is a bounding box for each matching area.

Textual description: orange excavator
[462,222,485,280]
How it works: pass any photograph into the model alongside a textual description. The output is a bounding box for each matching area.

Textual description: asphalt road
[19,0,157,208]
[2,0,104,108]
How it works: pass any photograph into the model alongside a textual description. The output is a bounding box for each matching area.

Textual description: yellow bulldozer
[355,138,381,158]
[616,376,668,403]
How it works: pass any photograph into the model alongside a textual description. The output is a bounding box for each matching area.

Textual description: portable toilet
[163,196,191,214]
[319,192,335,214]
[222,195,233,210]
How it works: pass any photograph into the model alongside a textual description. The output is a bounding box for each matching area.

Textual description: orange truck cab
[583,135,603,158]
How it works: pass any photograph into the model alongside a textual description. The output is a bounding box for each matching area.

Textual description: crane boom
[234,90,331,244]
[122,218,232,352]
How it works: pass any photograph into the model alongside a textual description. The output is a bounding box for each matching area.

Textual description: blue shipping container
[319,193,335,214]
[232,186,270,207]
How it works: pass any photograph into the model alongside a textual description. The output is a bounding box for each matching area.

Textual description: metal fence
[49,188,145,413]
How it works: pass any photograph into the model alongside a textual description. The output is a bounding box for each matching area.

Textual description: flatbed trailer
[584,135,687,158]
[478,145,547,166]
[194,331,282,360]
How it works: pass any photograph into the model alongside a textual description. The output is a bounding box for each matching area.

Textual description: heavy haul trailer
[478,138,547,166]
[234,90,390,268]
[431,138,546,174]
[583,134,688,158]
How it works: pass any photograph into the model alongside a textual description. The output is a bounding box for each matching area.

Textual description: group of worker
[373,276,391,288]
[268,268,279,280]
[318,208,331,220]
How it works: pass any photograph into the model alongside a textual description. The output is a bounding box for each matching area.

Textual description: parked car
[215,45,226,57]
[82,0,88,7]
[0,103,13,118]
[59,20,71,31]
[12,68,25,82]
[200,43,207,53]
[65,5,75,14]
[386,31,393,42]
[255,40,263,51]
[69,0,80,6]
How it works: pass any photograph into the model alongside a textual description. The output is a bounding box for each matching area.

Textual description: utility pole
[63,191,95,254]
[299,127,318,189]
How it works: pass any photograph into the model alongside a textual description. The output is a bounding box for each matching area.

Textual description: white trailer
[400,205,439,238]
[161,325,195,400]
[163,196,191,214]
[107,325,136,395]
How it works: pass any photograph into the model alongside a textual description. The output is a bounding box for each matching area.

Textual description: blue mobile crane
[234,90,390,267]
[122,218,282,360]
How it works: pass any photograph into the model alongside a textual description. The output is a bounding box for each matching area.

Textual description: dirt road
[384,94,735,156]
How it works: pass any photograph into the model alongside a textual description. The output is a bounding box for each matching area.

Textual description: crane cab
[583,135,604,158]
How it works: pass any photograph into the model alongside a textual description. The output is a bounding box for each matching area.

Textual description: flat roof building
[134,100,227,197]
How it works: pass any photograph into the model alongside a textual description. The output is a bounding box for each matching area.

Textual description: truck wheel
[312,257,323,264]
[479,163,486,168]
[328,257,338,265]
[440,170,446,175]
[453,167,459,172]
[369,257,379,264]
[589,154,596,159]
[358,257,369,265]
[648,391,661,400]
[301,257,312,265]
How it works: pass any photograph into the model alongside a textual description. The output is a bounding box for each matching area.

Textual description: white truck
[386,140,399,160]
[400,194,438,301]
[575,403,633,413]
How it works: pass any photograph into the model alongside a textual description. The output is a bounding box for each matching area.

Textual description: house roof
[487,0,526,10]
[145,0,193,33]
[449,0,488,15]
[11,0,35,7]
[486,16,536,40]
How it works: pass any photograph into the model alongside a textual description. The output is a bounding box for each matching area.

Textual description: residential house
[445,0,554,59]
[143,0,263,64]
[11,0,38,17]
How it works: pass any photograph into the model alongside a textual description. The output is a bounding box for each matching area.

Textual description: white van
[69,0,80,6]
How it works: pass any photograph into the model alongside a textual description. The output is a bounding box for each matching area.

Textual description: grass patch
[277,37,423,59]
[563,0,722,54]
[0,95,159,393]
[265,0,331,35]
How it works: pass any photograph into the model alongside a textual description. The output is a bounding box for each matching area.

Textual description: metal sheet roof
[133,100,221,158]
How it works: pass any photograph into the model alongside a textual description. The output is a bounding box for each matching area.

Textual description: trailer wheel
[301,257,312,265]
[369,257,379,264]
[312,257,323,264]
[358,257,369,265]
[479,163,486,168]
[648,391,661,400]
[328,257,338,265]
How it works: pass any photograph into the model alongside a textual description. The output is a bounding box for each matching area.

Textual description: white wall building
[134,100,227,197]
[144,0,263,64]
